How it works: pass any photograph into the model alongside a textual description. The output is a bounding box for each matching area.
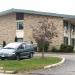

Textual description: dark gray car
[0,42,35,60]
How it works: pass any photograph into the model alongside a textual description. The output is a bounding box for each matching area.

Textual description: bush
[37,42,49,52]
[51,47,59,52]
[60,44,74,52]
[44,42,49,52]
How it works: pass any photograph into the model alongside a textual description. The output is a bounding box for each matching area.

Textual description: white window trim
[16,20,24,30]
[16,20,24,22]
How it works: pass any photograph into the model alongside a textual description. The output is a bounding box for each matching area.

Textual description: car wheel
[1,58,5,60]
[16,54,20,60]
[29,53,33,58]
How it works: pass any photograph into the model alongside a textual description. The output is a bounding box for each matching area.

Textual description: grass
[0,57,61,72]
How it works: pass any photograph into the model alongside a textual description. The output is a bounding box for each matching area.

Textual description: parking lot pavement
[20,52,75,75]
[1,53,75,75]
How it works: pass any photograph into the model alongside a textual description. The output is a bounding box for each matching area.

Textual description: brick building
[0,8,75,49]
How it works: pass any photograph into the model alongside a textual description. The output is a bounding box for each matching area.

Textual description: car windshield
[4,43,22,49]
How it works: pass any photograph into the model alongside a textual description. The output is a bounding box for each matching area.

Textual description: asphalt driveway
[21,53,75,75]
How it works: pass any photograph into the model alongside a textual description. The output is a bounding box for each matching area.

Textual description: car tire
[29,53,33,58]
[1,58,5,60]
[16,54,20,60]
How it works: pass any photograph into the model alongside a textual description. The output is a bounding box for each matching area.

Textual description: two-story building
[0,8,75,49]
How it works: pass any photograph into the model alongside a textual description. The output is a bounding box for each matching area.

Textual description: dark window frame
[17,21,23,30]
[64,21,68,30]
[64,37,68,45]
[71,38,75,47]
[71,24,75,32]
[16,13,24,20]
[15,38,23,42]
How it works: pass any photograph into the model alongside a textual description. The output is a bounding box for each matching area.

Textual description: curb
[44,56,65,69]
[4,70,17,74]
[0,70,17,74]
[0,67,17,74]
[0,57,65,74]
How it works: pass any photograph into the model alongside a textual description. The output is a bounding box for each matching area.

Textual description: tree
[31,18,57,58]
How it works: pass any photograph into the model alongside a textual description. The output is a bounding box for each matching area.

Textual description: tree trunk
[42,47,44,58]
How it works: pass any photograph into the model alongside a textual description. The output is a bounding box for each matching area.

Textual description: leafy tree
[31,18,57,58]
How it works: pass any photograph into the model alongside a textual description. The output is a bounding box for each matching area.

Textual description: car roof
[4,42,24,48]
[4,42,33,48]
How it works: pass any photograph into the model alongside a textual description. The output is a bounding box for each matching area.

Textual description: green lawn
[0,57,61,72]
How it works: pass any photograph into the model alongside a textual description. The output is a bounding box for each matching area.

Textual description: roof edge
[0,8,15,16]
[0,8,75,19]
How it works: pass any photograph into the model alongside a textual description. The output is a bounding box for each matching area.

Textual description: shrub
[37,42,49,52]
[51,47,59,52]
[60,44,74,52]
[44,42,49,52]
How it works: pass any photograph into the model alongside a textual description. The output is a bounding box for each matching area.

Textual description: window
[71,24,75,32]
[22,44,26,49]
[71,38,74,47]
[25,45,30,49]
[16,13,24,20]
[64,37,68,45]
[17,21,23,30]
[15,38,23,42]
[64,21,68,30]
[18,45,24,49]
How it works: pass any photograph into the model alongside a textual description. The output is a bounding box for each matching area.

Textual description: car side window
[22,44,26,49]
[25,45,30,49]
[18,45,24,49]
[25,44,33,49]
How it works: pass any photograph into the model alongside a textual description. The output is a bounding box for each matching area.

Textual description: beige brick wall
[50,18,64,49]
[24,14,64,49]
[0,12,64,49]
[0,13,16,44]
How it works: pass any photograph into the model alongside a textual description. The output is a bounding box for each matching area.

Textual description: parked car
[0,44,3,50]
[0,42,35,60]
[33,43,37,51]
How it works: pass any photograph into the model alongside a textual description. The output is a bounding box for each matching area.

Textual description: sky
[0,0,75,15]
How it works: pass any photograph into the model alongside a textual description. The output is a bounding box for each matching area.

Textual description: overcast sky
[0,0,75,15]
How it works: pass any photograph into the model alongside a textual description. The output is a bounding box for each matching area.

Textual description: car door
[21,43,28,56]
[24,44,30,56]
[17,44,25,56]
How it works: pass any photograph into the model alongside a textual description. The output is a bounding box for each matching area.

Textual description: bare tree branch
[31,18,57,58]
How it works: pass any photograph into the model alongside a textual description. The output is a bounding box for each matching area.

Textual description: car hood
[0,49,15,54]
